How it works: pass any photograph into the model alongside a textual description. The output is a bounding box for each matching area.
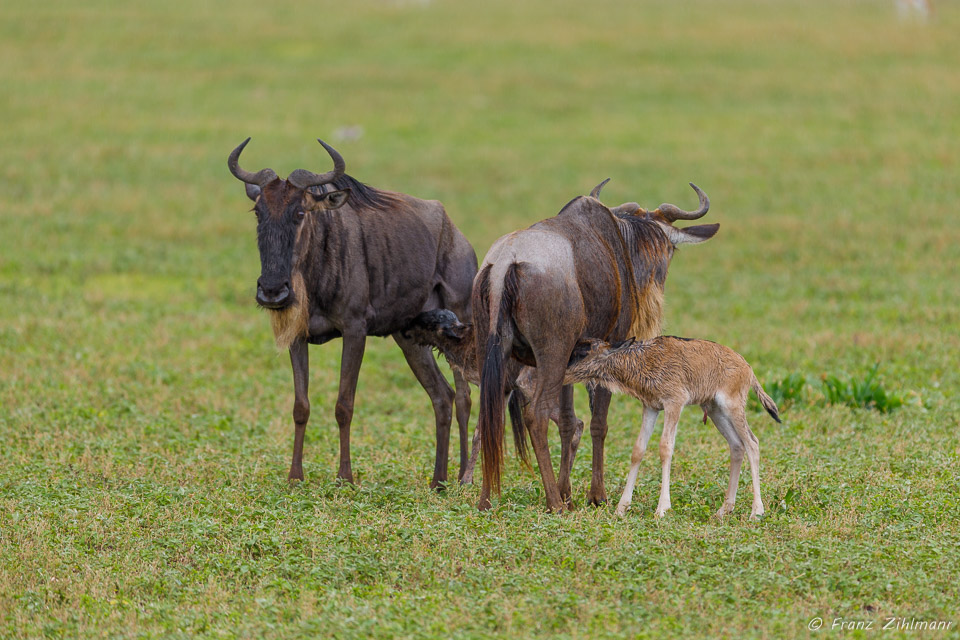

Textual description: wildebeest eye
[296,210,306,220]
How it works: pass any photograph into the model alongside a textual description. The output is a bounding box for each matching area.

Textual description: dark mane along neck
[328,174,408,211]
[614,215,674,289]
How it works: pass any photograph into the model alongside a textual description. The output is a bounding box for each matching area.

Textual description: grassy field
[2,0,959,637]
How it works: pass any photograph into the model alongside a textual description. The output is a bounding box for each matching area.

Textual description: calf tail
[752,374,782,424]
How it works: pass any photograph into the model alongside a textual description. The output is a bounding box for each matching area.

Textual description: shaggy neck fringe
[269,271,309,351]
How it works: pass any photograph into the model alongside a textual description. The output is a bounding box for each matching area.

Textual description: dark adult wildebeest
[228,138,477,488]
[474,180,718,511]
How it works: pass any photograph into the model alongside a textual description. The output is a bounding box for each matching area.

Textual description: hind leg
[586,385,613,506]
[706,403,745,517]
[615,405,659,516]
[730,405,764,518]
[452,368,473,484]
[394,332,455,489]
[556,384,579,510]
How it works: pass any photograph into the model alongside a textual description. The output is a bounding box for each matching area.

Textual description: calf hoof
[288,467,304,482]
[430,480,449,492]
[477,497,492,511]
[654,507,670,519]
[336,471,355,485]
[715,504,734,518]
[614,504,629,517]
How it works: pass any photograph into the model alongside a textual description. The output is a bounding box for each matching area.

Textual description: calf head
[404,309,470,345]
[228,138,351,310]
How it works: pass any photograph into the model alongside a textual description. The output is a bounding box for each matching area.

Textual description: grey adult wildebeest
[228,138,477,487]
[475,179,718,511]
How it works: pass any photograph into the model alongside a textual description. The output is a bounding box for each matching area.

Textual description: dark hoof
[288,468,304,482]
[430,480,449,492]
[478,497,492,511]
[336,473,355,485]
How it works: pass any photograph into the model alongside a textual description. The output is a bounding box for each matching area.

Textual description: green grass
[2,0,959,637]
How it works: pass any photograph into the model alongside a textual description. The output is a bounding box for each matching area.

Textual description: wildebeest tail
[752,374,782,424]
[475,263,521,494]
[507,388,531,468]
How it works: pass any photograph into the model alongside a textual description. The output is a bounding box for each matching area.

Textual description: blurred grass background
[1,0,958,637]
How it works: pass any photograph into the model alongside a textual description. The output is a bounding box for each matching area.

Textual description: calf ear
[245,184,261,202]
[442,323,467,340]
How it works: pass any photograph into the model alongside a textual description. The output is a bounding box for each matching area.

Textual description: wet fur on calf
[565,336,779,519]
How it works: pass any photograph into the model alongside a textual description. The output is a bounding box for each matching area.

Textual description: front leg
[335,332,367,484]
[586,385,613,506]
[615,405,659,516]
[288,338,310,481]
[655,405,682,518]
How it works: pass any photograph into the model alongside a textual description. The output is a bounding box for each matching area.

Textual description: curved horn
[227,138,278,186]
[656,183,710,221]
[287,139,346,190]
[589,178,611,199]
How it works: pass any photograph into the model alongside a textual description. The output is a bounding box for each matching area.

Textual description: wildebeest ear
[610,202,641,215]
[302,188,351,212]
[245,184,261,202]
[653,221,720,245]
[321,189,351,210]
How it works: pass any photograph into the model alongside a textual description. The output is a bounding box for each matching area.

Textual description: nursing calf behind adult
[402,309,585,483]
[228,138,477,487]
[566,337,781,519]
[475,180,719,511]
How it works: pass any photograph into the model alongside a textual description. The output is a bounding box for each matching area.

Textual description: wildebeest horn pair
[590,179,710,222]
[228,137,346,189]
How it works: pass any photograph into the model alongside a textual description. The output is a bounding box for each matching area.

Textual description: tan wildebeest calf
[565,336,781,519]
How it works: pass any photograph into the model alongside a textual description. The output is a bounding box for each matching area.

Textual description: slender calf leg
[288,339,310,482]
[730,406,764,518]
[452,368,472,483]
[615,405,659,516]
[335,333,367,483]
[655,404,682,518]
[394,333,456,489]
[707,405,745,517]
[586,386,613,506]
